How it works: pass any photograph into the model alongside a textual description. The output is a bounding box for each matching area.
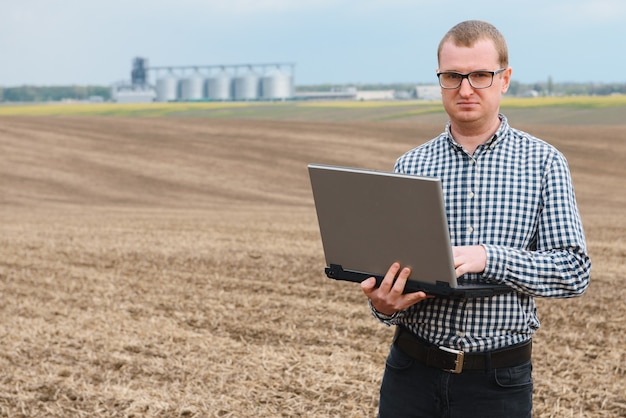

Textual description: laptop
[308,163,513,298]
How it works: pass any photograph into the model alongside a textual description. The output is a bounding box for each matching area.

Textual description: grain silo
[261,69,293,100]
[207,71,232,100]
[233,69,260,100]
[117,59,295,103]
[181,73,205,100]
[156,75,179,102]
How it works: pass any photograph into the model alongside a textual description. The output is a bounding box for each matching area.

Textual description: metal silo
[207,71,232,100]
[181,73,205,100]
[156,75,179,102]
[261,69,293,100]
[233,70,260,100]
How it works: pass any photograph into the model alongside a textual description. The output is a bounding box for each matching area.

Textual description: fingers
[360,277,377,293]
[364,262,411,295]
[454,261,468,278]
[453,249,471,278]
[362,262,431,315]
[452,245,487,278]
[391,264,412,294]
[378,262,402,292]
[408,291,434,303]
[453,246,470,277]
[361,262,404,296]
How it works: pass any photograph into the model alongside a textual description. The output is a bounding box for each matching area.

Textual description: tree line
[297,81,626,97]
[1,81,625,102]
[0,85,111,102]
[507,79,626,97]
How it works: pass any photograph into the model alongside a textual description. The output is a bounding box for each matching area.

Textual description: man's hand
[361,262,432,316]
[453,245,487,277]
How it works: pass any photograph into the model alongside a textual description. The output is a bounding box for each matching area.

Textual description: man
[361,20,591,418]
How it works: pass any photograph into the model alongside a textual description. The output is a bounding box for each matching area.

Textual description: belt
[393,326,532,374]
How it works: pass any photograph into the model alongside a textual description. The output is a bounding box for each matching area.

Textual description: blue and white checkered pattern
[375,114,591,352]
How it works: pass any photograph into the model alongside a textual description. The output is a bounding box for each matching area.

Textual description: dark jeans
[378,344,533,418]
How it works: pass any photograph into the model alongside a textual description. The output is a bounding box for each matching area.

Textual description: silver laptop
[308,163,512,298]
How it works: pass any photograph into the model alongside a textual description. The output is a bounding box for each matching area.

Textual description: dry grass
[0,112,624,417]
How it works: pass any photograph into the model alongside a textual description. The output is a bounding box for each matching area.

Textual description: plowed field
[0,110,624,417]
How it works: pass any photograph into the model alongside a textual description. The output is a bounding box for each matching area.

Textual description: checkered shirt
[373,114,591,352]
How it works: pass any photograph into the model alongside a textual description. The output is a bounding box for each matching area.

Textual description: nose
[458,77,474,95]
[456,77,476,97]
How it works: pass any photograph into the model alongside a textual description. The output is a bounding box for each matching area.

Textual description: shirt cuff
[481,244,507,284]
[368,299,399,325]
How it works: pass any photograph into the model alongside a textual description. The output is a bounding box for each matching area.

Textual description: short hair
[437,20,509,67]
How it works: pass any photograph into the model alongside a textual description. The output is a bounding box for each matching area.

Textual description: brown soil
[0,114,624,417]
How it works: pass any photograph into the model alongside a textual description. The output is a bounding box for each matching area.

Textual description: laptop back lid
[308,163,460,295]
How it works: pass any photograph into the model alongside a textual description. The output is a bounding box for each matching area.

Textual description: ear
[501,67,512,94]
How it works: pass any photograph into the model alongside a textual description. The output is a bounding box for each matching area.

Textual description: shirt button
[456,331,466,338]
[468,226,474,233]
[468,191,475,198]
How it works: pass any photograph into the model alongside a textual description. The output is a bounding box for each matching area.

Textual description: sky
[1,0,625,87]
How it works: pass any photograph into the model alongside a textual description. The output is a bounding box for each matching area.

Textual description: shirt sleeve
[481,152,591,298]
[368,299,404,326]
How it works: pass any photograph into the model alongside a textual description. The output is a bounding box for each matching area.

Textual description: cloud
[0,0,623,85]
[535,0,626,24]
[151,0,339,15]
[574,0,626,22]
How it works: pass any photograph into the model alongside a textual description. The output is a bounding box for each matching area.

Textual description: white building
[355,90,395,101]
[111,85,156,103]
[412,85,442,101]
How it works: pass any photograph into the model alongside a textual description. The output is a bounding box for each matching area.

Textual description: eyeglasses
[436,68,506,89]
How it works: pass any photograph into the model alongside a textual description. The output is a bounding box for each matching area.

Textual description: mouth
[457,101,478,109]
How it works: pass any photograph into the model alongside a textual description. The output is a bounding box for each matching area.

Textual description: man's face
[437,38,511,128]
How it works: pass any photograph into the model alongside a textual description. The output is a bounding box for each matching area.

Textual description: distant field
[0,107,624,416]
[1,95,626,125]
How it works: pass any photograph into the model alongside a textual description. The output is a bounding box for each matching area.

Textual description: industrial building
[293,88,397,101]
[111,57,295,103]
[111,57,441,103]
[411,85,442,101]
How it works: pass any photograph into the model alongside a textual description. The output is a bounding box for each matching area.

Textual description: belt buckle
[439,346,465,373]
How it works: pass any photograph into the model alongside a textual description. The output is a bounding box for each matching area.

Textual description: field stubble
[0,113,624,417]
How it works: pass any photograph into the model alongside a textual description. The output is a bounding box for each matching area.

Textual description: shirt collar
[445,114,509,152]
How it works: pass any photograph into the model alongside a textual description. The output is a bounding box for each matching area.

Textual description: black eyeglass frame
[436,68,506,89]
